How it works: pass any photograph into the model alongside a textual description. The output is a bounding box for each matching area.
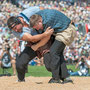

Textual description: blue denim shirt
[12,6,40,39]
[36,9,71,33]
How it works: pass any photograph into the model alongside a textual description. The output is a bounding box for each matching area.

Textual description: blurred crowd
[0,0,90,67]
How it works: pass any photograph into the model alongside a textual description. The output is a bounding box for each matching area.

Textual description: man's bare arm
[31,36,51,51]
[31,28,54,51]
[21,27,53,43]
[0,51,3,60]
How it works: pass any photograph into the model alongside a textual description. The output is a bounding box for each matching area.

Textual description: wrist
[43,33,47,37]
[35,44,40,49]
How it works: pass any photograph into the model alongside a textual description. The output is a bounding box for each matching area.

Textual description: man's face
[33,19,43,30]
[12,24,23,32]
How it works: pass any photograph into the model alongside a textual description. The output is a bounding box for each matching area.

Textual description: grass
[0,65,90,77]
[25,66,52,77]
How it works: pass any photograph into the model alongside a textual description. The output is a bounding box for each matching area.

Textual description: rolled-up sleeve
[12,31,24,39]
[12,27,32,39]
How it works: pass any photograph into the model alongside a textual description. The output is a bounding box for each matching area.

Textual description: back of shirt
[19,6,40,25]
[36,9,71,32]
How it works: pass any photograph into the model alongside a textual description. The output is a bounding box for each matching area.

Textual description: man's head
[7,16,23,32]
[30,14,43,30]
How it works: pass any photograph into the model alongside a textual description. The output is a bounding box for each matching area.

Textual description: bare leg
[11,59,16,75]
[0,61,2,68]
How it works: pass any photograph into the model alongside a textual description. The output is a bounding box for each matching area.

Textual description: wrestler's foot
[48,78,61,83]
[18,79,25,82]
[61,77,73,84]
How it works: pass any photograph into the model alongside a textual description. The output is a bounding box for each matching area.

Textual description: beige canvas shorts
[55,24,77,46]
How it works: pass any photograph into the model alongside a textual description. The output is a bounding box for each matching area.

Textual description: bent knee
[16,62,23,70]
[46,67,51,72]
[16,62,26,72]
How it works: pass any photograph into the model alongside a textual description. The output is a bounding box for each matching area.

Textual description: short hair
[7,16,22,29]
[30,14,41,27]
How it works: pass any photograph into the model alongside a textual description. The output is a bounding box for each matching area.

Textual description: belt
[70,21,75,26]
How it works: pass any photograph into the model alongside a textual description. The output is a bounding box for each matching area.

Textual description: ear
[39,21,42,24]
[39,17,42,23]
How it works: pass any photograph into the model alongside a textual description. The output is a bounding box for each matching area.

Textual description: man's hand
[31,44,38,51]
[44,27,54,36]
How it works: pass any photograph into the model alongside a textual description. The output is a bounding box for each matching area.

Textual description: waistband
[70,21,75,26]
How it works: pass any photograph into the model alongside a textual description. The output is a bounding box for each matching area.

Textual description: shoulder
[22,6,40,13]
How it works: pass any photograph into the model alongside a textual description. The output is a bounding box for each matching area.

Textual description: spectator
[68,56,90,76]
[0,44,16,75]
[34,57,44,66]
